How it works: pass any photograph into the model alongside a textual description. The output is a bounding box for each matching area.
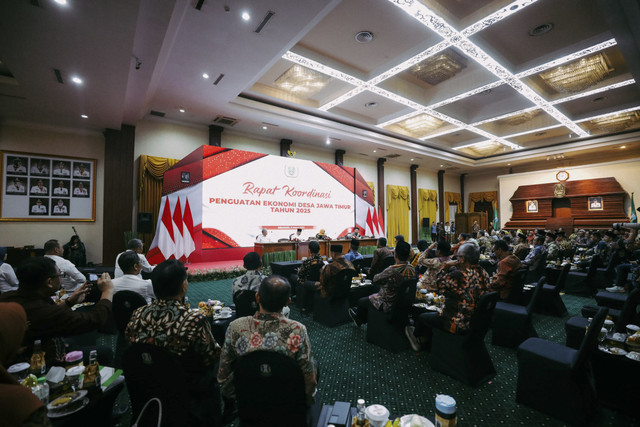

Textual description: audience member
[0,257,113,365]
[0,248,19,293]
[232,252,264,302]
[417,241,452,291]
[349,241,415,326]
[512,233,529,261]
[489,240,522,300]
[114,239,154,278]
[344,239,363,263]
[112,251,155,303]
[0,302,52,427]
[44,239,86,292]
[217,275,317,405]
[410,239,429,267]
[318,245,355,298]
[405,242,490,351]
[522,235,546,270]
[297,241,324,286]
[369,237,392,276]
[63,235,86,267]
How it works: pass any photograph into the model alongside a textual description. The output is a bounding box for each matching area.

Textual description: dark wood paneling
[102,125,135,265]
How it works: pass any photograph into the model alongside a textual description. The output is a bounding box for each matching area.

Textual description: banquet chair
[492,277,545,348]
[428,292,498,387]
[534,263,570,316]
[565,288,640,349]
[313,269,356,327]
[516,307,608,425]
[234,350,309,427]
[112,290,147,368]
[295,263,323,312]
[525,251,546,284]
[505,268,528,305]
[366,278,417,353]
[234,290,259,318]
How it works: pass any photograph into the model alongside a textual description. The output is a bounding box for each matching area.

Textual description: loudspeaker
[422,217,430,228]
[137,212,153,234]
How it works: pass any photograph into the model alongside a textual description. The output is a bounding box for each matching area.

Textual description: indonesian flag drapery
[149,190,200,264]
[172,198,184,260]
[183,198,196,259]
[157,199,175,260]
[363,206,384,238]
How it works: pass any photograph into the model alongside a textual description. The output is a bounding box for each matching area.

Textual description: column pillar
[460,173,466,212]
[438,169,445,223]
[208,125,223,146]
[280,139,292,157]
[335,149,345,166]
[103,125,135,264]
[410,164,418,244]
[377,158,386,236]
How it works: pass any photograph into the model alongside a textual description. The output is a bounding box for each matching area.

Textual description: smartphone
[89,273,98,282]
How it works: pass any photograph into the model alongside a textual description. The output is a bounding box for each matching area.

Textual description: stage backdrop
[147,146,382,263]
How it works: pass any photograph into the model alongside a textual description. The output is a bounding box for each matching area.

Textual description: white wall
[134,119,208,159]
[0,122,105,263]
[498,158,640,228]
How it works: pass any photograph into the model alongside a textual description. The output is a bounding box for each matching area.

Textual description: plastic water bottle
[435,394,457,427]
[184,296,190,309]
[356,398,366,426]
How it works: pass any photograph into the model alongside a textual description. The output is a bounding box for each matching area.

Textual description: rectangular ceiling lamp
[274,65,331,98]
[539,53,613,94]
[409,48,467,85]
[589,110,640,132]
[395,113,444,137]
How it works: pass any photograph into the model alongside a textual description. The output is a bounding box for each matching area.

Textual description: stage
[185,259,244,272]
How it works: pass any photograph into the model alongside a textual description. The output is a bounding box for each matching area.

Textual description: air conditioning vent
[149,110,166,117]
[212,115,238,126]
[385,154,401,158]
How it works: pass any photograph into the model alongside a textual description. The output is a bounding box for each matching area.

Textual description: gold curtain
[444,192,461,223]
[366,181,375,201]
[468,191,498,212]
[418,189,438,227]
[138,155,179,249]
[386,185,410,241]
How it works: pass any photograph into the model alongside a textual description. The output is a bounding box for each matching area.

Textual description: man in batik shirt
[232,252,264,302]
[545,231,561,261]
[318,244,355,298]
[513,232,530,261]
[406,243,490,351]
[417,240,451,291]
[218,275,317,405]
[349,241,415,326]
[489,239,521,300]
[297,240,324,286]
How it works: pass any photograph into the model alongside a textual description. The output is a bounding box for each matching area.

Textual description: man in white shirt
[114,239,155,278]
[44,239,86,292]
[31,200,47,214]
[74,164,90,178]
[30,180,48,195]
[31,161,49,175]
[7,159,26,174]
[53,161,70,177]
[289,228,302,241]
[53,200,68,215]
[256,228,272,243]
[112,251,155,303]
[53,181,69,196]
[73,182,88,196]
[7,178,25,194]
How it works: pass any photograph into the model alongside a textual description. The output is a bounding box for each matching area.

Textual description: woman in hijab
[0,247,19,293]
[0,302,52,426]
[63,235,86,267]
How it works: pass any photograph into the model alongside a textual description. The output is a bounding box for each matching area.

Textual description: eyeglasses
[50,272,67,279]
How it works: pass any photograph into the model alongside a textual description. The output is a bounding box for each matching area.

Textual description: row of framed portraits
[1,151,96,221]
[525,197,604,213]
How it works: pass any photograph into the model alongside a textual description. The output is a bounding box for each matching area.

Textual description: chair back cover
[617,288,640,331]
[554,263,571,292]
[468,291,498,339]
[575,306,608,370]
[507,269,528,304]
[123,343,190,427]
[234,350,307,426]
[234,290,259,318]
[526,276,546,315]
[306,262,323,282]
[389,278,418,324]
[113,290,148,332]
[329,269,357,300]
[351,258,364,274]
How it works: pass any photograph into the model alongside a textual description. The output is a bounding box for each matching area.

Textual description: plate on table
[625,351,640,362]
[400,414,434,427]
[598,346,628,356]
[216,313,233,319]
[47,390,89,417]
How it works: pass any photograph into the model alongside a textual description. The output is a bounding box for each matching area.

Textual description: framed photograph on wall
[588,196,603,211]
[1,151,96,221]
[526,200,538,213]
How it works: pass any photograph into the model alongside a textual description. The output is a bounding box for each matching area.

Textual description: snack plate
[598,345,627,356]
[47,390,88,413]
[625,351,640,362]
[48,397,89,418]
[400,414,435,427]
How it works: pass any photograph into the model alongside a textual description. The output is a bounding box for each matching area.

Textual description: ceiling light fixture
[409,48,467,86]
[202,73,209,79]
[262,126,267,130]
[80,114,88,119]
[539,53,613,94]
[71,76,83,85]
[365,102,378,108]
[373,150,377,153]
[355,31,374,43]
[396,113,444,137]
[241,12,250,21]
[178,107,186,113]
[620,145,626,149]
[274,64,331,98]
[54,0,67,5]
[325,139,331,145]
[588,111,640,133]
[528,22,554,37]
[410,158,414,161]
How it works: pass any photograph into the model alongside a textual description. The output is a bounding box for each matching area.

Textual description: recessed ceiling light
[529,23,554,37]
[507,163,511,165]
[535,131,547,136]
[80,114,88,119]
[262,126,267,130]
[365,102,378,108]
[71,76,83,85]
[620,145,626,149]
[326,139,331,145]
[479,89,492,95]
[373,150,377,153]
[592,96,607,103]
[241,11,250,20]
[440,164,444,167]
[355,31,374,43]
[54,0,67,5]
[202,73,209,79]
[178,107,186,113]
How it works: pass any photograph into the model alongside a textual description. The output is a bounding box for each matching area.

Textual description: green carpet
[105,279,640,426]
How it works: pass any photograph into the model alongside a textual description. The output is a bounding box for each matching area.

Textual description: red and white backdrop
[147,146,383,264]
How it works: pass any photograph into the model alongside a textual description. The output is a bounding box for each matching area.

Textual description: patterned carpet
[105,279,640,426]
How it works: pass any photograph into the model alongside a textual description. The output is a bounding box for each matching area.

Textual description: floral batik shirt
[434,265,490,334]
[369,262,416,312]
[125,299,221,366]
[297,254,324,285]
[217,312,317,404]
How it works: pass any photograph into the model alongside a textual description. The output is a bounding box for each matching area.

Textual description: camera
[612,223,640,230]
